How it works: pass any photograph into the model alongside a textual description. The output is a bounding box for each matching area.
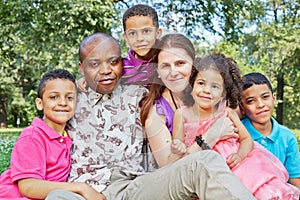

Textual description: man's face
[79,38,122,94]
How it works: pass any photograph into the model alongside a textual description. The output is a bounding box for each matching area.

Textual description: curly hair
[122,4,159,31]
[189,53,243,109]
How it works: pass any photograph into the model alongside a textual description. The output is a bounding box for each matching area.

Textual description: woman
[140,34,239,167]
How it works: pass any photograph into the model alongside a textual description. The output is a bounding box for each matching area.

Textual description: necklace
[169,90,178,109]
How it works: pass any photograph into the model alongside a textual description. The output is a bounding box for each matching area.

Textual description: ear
[35,98,43,111]
[239,103,245,115]
[78,62,84,76]
[122,32,128,44]
[273,93,277,104]
[156,28,162,39]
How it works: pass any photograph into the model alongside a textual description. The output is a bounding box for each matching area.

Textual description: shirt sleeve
[285,135,300,178]
[10,133,47,182]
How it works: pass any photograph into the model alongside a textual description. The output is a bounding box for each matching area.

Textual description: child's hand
[226,152,243,169]
[226,107,240,124]
[171,139,187,155]
[77,77,87,92]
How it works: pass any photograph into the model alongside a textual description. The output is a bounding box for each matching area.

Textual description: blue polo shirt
[242,117,300,178]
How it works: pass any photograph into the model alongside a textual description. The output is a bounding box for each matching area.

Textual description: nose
[136,31,144,41]
[203,85,211,93]
[59,97,67,106]
[98,62,112,75]
[170,65,178,76]
[256,98,265,108]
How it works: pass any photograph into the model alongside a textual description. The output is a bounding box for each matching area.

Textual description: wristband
[195,135,211,150]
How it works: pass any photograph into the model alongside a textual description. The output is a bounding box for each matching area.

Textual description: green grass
[0,129,21,174]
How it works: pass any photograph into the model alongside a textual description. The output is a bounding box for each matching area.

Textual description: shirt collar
[244,117,277,142]
[32,117,66,140]
[128,49,152,65]
[84,85,120,106]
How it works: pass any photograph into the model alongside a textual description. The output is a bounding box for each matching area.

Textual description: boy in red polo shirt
[0,69,104,199]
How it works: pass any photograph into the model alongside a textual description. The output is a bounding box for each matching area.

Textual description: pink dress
[182,106,300,200]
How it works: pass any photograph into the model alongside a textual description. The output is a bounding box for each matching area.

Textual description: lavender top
[155,96,174,134]
[122,49,155,88]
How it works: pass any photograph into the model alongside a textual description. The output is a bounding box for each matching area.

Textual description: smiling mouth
[257,110,269,115]
[170,78,183,82]
[55,110,69,112]
[98,78,116,85]
[136,45,148,49]
[200,95,211,99]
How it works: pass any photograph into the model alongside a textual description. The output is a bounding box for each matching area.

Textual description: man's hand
[77,77,87,92]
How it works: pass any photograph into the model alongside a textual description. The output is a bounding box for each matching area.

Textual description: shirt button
[60,138,64,143]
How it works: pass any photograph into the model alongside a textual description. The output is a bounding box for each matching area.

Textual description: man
[46,33,255,200]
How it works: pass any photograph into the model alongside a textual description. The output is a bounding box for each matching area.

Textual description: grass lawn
[0,128,22,174]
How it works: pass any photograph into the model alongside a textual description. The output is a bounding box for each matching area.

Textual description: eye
[88,60,100,68]
[212,84,220,89]
[143,28,153,35]
[175,60,186,67]
[158,64,170,70]
[197,80,205,86]
[67,96,75,101]
[110,57,121,65]
[246,99,254,104]
[262,94,270,99]
[127,30,136,37]
[50,95,58,100]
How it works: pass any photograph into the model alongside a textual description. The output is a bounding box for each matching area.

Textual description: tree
[0,0,119,127]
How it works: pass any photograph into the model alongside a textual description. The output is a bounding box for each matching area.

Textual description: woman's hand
[203,115,239,148]
[171,139,186,155]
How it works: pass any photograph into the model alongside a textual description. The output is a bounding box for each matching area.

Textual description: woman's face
[157,48,193,93]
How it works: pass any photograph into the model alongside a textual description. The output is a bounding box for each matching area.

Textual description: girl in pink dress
[172,53,300,199]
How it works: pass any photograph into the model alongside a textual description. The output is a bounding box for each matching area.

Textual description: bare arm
[145,106,182,167]
[289,177,300,190]
[172,109,184,141]
[18,178,106,200]
[226,110,253,168]
[171,109,187,155]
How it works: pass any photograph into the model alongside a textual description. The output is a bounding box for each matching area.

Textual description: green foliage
[0,131,20,174]
[0,0,119,127]
[1,0,300,128]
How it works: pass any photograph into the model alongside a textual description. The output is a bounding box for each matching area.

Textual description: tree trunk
[0,94,8,128]
[276,70,284,125]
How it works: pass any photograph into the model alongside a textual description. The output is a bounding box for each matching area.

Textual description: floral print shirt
[67,84,148,192]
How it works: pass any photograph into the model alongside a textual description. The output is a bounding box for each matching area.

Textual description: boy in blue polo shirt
[240,72,300,189]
